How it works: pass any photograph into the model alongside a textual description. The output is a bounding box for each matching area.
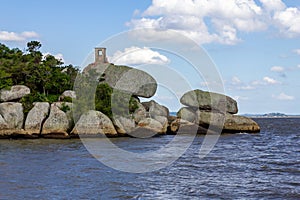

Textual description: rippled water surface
[1,118,299,199]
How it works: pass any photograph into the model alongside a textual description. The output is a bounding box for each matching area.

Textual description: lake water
[1,118,299,199]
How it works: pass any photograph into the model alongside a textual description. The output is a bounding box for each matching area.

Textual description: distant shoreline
[248,116,300,118]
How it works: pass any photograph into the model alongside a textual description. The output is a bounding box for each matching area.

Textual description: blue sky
[1,0,299,114]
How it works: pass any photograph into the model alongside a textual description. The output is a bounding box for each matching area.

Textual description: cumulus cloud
[43,52,65,63]
[109,46,170,65]
[251,76,281,86]
[263,76,280,84]
[272,92,295,100]
[293,49,300,55]
[127,0,300,44]
[231,76,242,85]
[270,66,285,72]
[270,64,300,76]
[0,30,39,41]
[273,7,300,38]
[260,0,286,12]
[270,65,286,77]
[229,76,255,90]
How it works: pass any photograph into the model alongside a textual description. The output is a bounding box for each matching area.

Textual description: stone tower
[94,47,108,63]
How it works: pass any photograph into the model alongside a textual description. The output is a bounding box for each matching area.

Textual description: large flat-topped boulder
[195,111,260,133]
[0,85,30,102]
[84,63,157,98]
[180,89,238,114]
[223,114,260,133]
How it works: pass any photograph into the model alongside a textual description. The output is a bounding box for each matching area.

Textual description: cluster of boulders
[0,85,171,138]
[0,87,260,139]
[175,89,260,134]
[0,48,261,139]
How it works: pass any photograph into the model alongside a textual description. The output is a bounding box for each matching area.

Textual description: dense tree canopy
[0,41,138,119]
[0,41,79,94]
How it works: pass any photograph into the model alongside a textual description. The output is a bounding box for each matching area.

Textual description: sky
[0,0,299,114]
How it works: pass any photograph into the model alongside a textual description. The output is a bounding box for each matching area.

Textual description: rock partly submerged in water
[174,109,260,134]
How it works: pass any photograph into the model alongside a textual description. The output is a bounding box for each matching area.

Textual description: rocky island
[0,42,260,139]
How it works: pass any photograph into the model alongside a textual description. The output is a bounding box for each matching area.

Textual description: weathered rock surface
[84,63,157,98]
[71,110,117,137]
[0,114,8,130]
[133,100,147,123]
[180,89,238,114]
[0,114,9,138]
[195,111,260,133]
[59,90,76,101]
[0,102,24,138]
[195,110,225,129]
[0,102,24,129]
[168,118,197,134]
[153,115,168,133]
[142,100,169,118]
[24,102,50,136]
[177,107,197,123]
[0,85,30,102]
[113,116,136,135]
[41,103,73,138]
[223,114,260,133]
[137,118,164,135]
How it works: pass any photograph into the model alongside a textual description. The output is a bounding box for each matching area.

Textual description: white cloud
[263,76,280,84]
[251,76,280,86]
[273,92,295,100]
[127,0,300,45]
[43,52,65,63]
[293,49,300,55]
[273,7,300,37]
[109,46,170,65]
[231,76,242,85]
[270,66,285,72]
[229,76,255,90]
[0,30,39,41]
[260,0,286,12]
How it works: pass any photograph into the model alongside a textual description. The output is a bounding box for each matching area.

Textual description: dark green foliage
[95,83,113,118]
[0,41,79,94]
[60,102,71,113]
[62,96,73,103]
[46,94,60,103]
[95,83,138,119]
[0,41,79,114]
[20,93,48,116]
